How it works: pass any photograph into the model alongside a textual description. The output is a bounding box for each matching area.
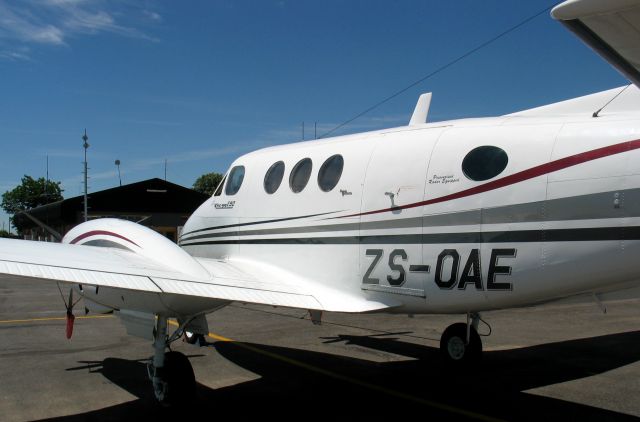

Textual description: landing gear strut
[440,312,484,364]
[148,316,196,405]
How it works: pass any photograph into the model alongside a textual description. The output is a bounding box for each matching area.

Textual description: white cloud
[132,143,261,169]
[120,119,185,127]
[270,114,409,141]
[58,5,159,42]
[27,24,65,44]
[0,0,160,60]
[0,49,31,61]
[143,10,162,23]
[0,3,65,46]
[43,0,90,6]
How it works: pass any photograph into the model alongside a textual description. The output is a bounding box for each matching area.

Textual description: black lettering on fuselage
[487,248,516,291]
[363,247,516,292]
[435,249,459,289]
[363,249,383,285]
[458,248,483,290]
[387,249,407,287]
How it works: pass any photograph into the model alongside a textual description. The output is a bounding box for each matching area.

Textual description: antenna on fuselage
[409,92,432,125]
[592,84,631,118]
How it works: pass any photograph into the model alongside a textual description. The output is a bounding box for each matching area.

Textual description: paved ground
[1,274,640,421]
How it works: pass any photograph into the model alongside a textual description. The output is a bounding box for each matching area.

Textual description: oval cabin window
[289,158,312,193]
[462,146,508,181]
[225,165,245,195]
[317,154,344,192]
[264,161,285,194]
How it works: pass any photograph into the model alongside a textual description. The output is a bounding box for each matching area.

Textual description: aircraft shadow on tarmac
[39,330,640,421]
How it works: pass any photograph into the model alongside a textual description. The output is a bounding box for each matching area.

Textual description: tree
[2,175,63,234]
[193,172,224,196]
[0,230,18,239]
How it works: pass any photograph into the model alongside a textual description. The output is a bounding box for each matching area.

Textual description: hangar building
[17,178,208,243]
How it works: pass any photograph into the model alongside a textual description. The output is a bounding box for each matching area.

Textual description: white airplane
[2,0,640,405]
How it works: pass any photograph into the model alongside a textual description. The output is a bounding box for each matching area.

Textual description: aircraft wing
[552,0,640,87]
[0,238,394,313]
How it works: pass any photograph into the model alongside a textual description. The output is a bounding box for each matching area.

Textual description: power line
[319,3,558,139]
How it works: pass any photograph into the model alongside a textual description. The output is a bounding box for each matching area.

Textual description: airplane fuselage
[177,111,640,314]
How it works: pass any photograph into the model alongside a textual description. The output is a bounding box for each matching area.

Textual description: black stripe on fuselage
[179,188,640,243]
[179,210,343,239]
[180,225,634,246]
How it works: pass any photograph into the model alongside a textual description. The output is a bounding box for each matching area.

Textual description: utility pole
[82,130,89,222]
[115,159,122,186]
[45,155,49,231]
[44,154,49,200]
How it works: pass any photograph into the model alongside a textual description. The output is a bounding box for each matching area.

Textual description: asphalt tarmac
[1,273,640,421]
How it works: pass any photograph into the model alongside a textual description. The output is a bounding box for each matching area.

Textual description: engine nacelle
[62,218,209,279]
[62,218,229,318]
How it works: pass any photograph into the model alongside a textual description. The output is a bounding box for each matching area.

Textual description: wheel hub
[448,336,466,360]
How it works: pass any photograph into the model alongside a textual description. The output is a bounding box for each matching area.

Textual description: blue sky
[0,0,627,229]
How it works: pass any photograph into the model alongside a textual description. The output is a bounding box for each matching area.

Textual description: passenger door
[359,128,443,300]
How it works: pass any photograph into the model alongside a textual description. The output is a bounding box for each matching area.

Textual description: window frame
[263,161,285,194]
[225,165,246,196]
[317,154,344,192]
[289,158,313,193]
[461,145,508,182]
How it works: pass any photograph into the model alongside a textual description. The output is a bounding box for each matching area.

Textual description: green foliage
[0,230,18,239]
[193,172,224,196]
[2,175,63,234]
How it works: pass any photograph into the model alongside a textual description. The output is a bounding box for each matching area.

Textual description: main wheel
[440,323,482,364]
[159,351,196,405]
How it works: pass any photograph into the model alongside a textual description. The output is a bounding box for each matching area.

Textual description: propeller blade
[67,288,73,310]
[66,310,75,339]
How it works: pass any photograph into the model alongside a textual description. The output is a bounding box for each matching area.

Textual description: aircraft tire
[440,323,482,364]
[160,351,196,405]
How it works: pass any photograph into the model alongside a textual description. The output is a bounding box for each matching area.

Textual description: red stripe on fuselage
[341,139,640,219]
[70,230,140,247]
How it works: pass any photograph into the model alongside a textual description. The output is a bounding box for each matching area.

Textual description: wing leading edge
[553,0,640,88]
[0,238,395,313]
